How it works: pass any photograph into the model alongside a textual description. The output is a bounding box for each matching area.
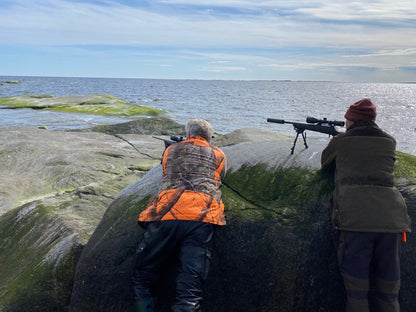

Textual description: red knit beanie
[344,98,377,122]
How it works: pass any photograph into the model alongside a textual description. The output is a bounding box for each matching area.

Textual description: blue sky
[1,0,416,82]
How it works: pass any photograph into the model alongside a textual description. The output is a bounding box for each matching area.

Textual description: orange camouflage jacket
[138,136,227,225]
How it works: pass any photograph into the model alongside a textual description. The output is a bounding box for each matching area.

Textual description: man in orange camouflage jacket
[132,119,227,312]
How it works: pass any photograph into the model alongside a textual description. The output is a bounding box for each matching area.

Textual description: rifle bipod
[291,128,308,154]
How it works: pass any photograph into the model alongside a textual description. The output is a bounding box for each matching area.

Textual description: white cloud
[203,66,247,72]
[296,0,416,22]
[1,0,415,49]
[352,48,416,57]
[1,0,416,81]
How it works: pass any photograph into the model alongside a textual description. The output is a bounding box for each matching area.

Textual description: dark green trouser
[132,220,214,312]
[338,231,401,312]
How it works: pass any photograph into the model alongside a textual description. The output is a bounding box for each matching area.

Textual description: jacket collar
[186,136,210,145]
[347,120,378,131]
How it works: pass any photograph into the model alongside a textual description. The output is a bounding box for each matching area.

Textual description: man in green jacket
[321,98,411,312]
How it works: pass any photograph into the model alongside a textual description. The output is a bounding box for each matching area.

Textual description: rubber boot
[134,298,155,312]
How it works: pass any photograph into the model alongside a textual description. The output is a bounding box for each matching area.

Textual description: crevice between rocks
[113,134,159,160]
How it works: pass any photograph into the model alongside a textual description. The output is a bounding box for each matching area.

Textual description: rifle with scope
[267,117,345,154]
[152,135,185,162]
[152,135,185,149]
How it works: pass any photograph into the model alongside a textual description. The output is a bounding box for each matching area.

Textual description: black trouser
[133,220,214,312]
[338,231,401,312]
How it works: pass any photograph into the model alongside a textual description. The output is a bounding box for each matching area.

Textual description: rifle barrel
[267,118,286,124]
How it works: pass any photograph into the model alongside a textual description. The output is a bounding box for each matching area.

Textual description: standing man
[133,119,227,312]
[321,99,411,312]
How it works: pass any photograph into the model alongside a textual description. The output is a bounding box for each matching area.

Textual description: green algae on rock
[0,119,171,311]
[89,116,186,136]
[0,128,161,214]
[0,80,22,84]
[0,201,82,312]
[0,94,164,117]
[395,151,416,184]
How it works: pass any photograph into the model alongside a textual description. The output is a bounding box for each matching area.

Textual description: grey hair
[186,119,214,142]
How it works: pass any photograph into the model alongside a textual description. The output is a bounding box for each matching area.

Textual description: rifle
[267,117,344,154]
[152,135,185,163]
[152,135,185,149]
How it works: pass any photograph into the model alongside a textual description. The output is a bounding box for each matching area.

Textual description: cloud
[1,0,416,81]
[1,0,414,49]
[353,48,416,57]
[296,1,416,22]
[203,66,247,72]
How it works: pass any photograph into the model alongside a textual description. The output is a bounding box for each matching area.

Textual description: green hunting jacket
[321,121,411,233]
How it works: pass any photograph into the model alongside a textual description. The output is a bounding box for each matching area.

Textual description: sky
[1,0,416,82]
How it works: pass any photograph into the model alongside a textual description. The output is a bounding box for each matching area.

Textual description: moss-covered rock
[0,118,173,311]
[0,80,22,84]
[0,201,82,312]
[68,129,416,312]
[0,94,164,117]
[1,125,415,312]
[68,168,161,312]
[88,116,186,136]
[0,128,161,214]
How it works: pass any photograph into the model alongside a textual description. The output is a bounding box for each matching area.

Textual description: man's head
[186,119,214,142]
[344,98,377,126]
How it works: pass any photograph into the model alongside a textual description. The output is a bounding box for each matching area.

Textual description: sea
[1,76,415,156]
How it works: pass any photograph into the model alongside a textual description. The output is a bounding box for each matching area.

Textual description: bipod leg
[301,131,308,149]
[291,133,300,154]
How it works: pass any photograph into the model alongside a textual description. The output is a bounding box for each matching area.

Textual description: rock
[0,120,170,311]
[68,128,416,312]
[0,94,164,117]
[0,80,22,84]
[0,127,162,214]
[88,116,186,136]
[1,123,415,312]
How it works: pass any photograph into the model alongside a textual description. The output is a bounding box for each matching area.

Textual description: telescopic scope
[306,117,344,127]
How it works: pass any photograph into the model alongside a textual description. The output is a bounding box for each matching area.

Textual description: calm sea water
[1,76,415,155]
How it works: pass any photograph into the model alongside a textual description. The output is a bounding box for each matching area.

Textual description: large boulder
[1,122,415,312]
[68,128,416,312]
[0,122,170,311]
[0,127,164,214]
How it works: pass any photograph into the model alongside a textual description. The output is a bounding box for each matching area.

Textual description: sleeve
[220,155,227,181]
[162,144,174,176]
[321,138,336,172]
[213,147,227,184]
